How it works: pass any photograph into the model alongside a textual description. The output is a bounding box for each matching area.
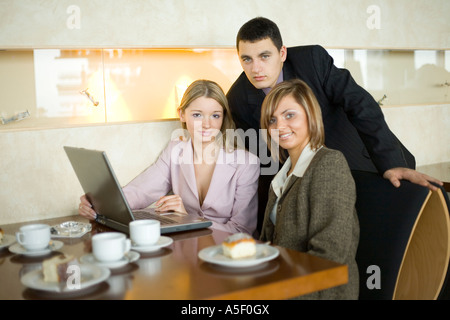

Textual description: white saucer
[0,234,16,250]
[80,251,140,269]
[9,240,64,257]
[131,236,173,253]
[198,244,280,268]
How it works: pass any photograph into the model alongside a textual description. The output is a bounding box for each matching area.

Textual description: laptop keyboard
[132,210,177,225]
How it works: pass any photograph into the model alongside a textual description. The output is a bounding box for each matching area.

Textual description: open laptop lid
[63,146,212,234]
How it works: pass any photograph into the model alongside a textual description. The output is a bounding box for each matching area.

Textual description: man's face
[238,38,287,90]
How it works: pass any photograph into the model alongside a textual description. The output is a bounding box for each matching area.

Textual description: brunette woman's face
[180,96,224,144]
[268,94,310,155]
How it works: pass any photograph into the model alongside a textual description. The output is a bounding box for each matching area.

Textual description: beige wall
[0,0,449,224]
[382,104,450,166]
[0,0,449,49]
[0,120,181,224]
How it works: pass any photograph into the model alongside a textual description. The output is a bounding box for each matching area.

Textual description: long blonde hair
[261,79,325,162]
[177,79,239,151]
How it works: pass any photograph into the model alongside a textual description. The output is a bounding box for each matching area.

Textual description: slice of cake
[42,254,77,283]
[222,233,256,259]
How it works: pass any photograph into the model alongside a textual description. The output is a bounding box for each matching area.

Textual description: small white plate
[21,263,110,293]
[198,244,280,268]
[131,236,173,253]
[0,234,16,250]
[9,240,64,257]
[80,251,140,269]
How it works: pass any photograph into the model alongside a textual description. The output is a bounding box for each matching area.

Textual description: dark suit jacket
[226,45,415,174]
[260,148,360,299]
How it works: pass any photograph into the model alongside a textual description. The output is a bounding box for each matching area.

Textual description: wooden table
[0,215,348,300]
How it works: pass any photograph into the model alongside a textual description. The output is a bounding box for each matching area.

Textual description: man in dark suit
[226,17,442,233]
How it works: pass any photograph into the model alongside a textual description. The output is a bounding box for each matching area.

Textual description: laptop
[63,146,212,234]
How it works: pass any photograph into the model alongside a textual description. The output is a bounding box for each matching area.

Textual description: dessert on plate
[222,233,256,259]
[42,254,77,283]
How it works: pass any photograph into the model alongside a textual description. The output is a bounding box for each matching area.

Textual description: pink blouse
[123,140,260,235]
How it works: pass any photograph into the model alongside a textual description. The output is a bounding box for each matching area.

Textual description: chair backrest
[352,170,450,300]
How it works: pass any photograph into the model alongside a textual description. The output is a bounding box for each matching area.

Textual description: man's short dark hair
[236,17,283,51]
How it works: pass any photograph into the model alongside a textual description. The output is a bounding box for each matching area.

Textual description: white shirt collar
[271,143,322,197]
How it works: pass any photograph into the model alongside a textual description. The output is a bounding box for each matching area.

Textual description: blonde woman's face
[268,94,310,155]
[180,96,224,145]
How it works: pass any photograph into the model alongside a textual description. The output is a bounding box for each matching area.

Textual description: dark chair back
[352,170,450,300]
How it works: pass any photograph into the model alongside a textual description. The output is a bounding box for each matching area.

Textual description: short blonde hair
[177,79,238,151]
[261,79,325,162]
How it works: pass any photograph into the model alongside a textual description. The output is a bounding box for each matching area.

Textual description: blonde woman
[79,80,259,235]
[260,79,360,299]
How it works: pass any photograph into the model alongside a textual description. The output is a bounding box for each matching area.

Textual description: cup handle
[16,232,24,245]
[124,239,131,253]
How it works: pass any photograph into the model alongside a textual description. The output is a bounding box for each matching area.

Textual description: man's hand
[383,167,443,191]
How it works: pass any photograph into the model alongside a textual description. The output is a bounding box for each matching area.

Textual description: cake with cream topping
[222,233,256,259]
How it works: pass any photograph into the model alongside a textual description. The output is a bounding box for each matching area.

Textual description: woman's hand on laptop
[78,195,97,220]
[154,195,188,215]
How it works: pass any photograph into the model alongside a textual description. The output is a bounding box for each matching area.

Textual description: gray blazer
[260,147,360,299]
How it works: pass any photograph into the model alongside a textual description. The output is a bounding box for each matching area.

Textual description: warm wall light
[104,71,132,122]
[163,76,193,119]
[175,83,189,106]
[79,88,99,106]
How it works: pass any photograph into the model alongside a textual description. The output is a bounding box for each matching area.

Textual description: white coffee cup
[16,224,51,251]
[129,220,160,246]
[92,232,131,262]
